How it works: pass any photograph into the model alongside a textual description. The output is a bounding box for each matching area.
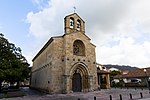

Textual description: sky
[1,0,150,68]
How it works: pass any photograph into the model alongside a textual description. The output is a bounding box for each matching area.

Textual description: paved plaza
[1,87,150,100]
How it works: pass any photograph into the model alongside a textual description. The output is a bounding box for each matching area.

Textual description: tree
[110,70,122,87]
[0,33,29,91]
[110,70,121,76]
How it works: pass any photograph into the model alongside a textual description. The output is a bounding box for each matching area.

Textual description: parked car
[1,84,9,90]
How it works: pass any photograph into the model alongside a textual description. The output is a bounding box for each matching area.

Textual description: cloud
[27,0,77,39]
[98,36,150,67]
[27,0,150,67]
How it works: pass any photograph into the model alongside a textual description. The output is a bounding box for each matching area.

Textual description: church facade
[30,13,98,93]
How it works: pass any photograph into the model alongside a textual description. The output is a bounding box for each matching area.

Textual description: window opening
[70,17,74,28]
[77,20,81,31]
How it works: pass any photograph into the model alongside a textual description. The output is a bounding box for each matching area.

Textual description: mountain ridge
[104,64,139,70]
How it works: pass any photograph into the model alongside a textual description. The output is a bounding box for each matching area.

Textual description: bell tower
[64,13,85,34]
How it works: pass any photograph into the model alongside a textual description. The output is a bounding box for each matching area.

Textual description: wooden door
[72,73,82,92]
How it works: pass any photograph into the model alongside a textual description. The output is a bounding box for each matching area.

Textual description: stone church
[30,13,99,93]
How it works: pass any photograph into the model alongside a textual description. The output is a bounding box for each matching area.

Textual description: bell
[77,25,80,28]
[70,21,74,26]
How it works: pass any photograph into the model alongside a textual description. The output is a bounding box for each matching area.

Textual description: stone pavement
[1,87,150,100]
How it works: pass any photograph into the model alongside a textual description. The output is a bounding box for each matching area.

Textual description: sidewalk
[0,87,150,100]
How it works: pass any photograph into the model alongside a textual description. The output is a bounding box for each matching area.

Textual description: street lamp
[144,69,150,90]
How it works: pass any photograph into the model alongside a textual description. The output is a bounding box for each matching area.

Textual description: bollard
[119,94,122,100]
[110,95,112,100]
[78,98,80,100]
[94,96,96,100]
[140,92,143,98]
[129,93,132,99]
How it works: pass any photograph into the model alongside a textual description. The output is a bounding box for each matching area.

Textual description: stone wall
[31,37,71,93]
[62,31,98,92]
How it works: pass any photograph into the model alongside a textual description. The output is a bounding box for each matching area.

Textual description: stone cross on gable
[73,6,76,13]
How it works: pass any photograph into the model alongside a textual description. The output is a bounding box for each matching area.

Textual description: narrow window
[70,17,74,28]
[77,19,81,31]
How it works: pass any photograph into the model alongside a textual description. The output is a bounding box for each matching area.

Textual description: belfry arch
[70,63,90,92]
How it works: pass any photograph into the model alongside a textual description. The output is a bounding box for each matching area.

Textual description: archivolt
[70,62,89,77]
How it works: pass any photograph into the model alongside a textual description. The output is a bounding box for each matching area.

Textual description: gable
[32,36,63,61]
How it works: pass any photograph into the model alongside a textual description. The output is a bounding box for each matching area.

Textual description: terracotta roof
[121,70,129,72]
[113,74,123,78]
[114,68,150,78]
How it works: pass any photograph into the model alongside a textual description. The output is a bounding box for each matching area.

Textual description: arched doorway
[70,63,90,92]
[72,72,82,92]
